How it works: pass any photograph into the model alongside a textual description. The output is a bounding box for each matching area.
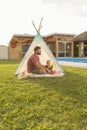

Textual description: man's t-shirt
[27,53,40,72]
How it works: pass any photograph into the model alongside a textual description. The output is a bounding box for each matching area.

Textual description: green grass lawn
[0,60,87,130]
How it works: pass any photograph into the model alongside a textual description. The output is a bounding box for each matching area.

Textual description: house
[9,33,75,59]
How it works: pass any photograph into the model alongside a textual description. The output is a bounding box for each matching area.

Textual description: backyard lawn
[0,60,87,130]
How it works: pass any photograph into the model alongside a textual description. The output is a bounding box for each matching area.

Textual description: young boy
[45,60,56,74]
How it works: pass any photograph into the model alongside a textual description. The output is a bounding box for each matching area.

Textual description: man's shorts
[32,69,40,74]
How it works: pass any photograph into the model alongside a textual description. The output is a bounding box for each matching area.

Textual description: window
[22,45,30,57]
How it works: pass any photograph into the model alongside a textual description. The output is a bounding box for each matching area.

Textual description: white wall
[0,45,8,59]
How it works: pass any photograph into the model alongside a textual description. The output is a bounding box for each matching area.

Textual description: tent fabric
[18,72,64,79]
[15,32,64,77]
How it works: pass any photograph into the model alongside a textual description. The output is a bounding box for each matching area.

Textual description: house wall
[9,43,22,59]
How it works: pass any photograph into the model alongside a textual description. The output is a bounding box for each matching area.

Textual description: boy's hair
[46,60,50,64]
[34,46,41,52]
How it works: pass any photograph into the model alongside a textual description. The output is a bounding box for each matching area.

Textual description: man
[27,46,46,74]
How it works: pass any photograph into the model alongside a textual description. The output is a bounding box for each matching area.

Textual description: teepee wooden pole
[32,20,38,32]
[38,25,42,32]
[38,17,43,32]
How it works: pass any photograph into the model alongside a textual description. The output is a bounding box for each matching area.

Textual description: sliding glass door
[58,42,72,57]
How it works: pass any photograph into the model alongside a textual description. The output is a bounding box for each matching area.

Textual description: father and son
[27,46,55,75]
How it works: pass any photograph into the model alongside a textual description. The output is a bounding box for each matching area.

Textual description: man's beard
[37,52,41,55]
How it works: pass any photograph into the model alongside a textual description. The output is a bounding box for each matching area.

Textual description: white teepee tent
[15,19,64,77]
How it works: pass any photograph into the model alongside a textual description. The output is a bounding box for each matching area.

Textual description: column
[55,38,58,57]
[71,42,74,57]
[64,42,66,57]
[79,42,84,57]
